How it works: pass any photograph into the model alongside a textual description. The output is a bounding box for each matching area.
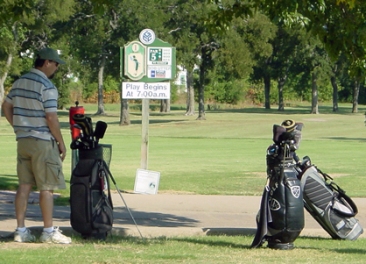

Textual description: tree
[330,54,347,112]
[211,16,264,105]
[209,0,366,80]
[0,0,75,112]
[167,0,227,119]
[63,0,120,115]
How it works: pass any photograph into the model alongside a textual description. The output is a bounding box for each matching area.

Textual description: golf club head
[94,121,108,140]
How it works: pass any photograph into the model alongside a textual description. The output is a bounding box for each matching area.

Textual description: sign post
[141,99,149,169]
[122,29,176,172]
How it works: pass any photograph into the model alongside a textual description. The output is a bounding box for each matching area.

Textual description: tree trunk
[167,99,171,112]
[264,74,271,109]
[160,99,170,112]
[331,75,339,112]
[331,63,339,112]
[120,98,130,126]
[185,70,195,116]
[352,79,360,113]
[196,64,206,120]
[96,52,106,115]
[0,53,12,117]
[1,22,16,112]
[277,75,287,111]
[311,72,319,114]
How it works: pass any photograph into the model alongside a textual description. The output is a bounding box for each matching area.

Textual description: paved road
[0,190,365,240]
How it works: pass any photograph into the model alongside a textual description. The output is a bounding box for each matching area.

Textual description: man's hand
[58,142,66,162]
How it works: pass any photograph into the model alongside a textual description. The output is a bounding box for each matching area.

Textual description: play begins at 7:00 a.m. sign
[122,82,171,99]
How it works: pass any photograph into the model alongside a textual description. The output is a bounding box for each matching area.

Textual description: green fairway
[1,103,366,263]
[1,103,366,198]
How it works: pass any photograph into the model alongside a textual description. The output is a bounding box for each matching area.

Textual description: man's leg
[39,190,54,228]
[15,183,32,228]
[39,189,71,244]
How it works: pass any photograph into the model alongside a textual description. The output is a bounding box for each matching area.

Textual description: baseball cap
[37,47,66,64]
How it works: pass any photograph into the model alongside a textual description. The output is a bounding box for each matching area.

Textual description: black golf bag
[69,115,113,239]
[296,157,363,240]
[251,124,304,249]
[70,146,114,238]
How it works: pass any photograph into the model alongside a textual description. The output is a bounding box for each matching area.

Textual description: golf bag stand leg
[102,162,144,239]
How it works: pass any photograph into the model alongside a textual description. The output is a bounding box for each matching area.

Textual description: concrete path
[0,190,365,240]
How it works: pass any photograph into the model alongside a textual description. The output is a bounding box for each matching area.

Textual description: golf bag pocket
[92,193,113,231]
[299,166,363,240]
[70,175,92,234]
[267,168,304,239]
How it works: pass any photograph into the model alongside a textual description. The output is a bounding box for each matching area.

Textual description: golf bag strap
[98,160,114,210]
[317,167,358,216]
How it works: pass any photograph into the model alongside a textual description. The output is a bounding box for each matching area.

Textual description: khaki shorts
[17,138,66,190]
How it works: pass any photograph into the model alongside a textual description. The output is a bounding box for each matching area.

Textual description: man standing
[2,47,71,244]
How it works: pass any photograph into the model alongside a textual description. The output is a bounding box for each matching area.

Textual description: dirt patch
[325,173,349,178]
[303,118,327,122]
[158,190,196,195]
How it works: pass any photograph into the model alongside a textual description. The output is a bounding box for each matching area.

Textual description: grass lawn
[1,102,365,198]
[1,102,366,263]
[1,235,366,263]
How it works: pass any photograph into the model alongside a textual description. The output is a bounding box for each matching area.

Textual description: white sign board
[147,47,173,79]
[134,169,160,195]
[122,82,170,99]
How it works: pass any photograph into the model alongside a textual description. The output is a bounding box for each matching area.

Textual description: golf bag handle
[316,167,358,216]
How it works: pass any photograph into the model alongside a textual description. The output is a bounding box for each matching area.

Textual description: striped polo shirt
[5,68,58,141]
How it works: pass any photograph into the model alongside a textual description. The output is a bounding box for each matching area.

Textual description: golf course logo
[291,186,301,198]
[269,197,281,211]
[139,29,155,45]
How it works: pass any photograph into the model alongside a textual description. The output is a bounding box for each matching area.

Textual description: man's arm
[2,101,14,126]
[46,111,66,161]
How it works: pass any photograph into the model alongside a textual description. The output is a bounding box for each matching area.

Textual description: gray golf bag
[251,124,304,249]
[296,157,363,240]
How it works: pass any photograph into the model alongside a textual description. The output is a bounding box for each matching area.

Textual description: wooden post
[140,99,149,169]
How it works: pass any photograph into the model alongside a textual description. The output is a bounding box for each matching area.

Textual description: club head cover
[94,121,108,139]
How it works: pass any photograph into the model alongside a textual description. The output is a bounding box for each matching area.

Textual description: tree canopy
[209,0,366,64]
[1,0,366,117]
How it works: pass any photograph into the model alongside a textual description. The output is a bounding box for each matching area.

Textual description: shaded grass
[1,235,366,263]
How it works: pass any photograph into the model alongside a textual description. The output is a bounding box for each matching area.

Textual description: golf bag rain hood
[251,122,304,250]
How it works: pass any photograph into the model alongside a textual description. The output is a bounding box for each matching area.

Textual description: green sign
[124,41,146,81]
[149,48,162,62]
[122,30,176,82]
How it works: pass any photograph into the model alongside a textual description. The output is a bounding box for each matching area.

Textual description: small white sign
[147,65,172,79]
[122,82,170,99]
[134,169,160,195]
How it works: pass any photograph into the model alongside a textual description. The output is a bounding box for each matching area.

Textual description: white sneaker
[14,228,36,243]
[40,227,72,244]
